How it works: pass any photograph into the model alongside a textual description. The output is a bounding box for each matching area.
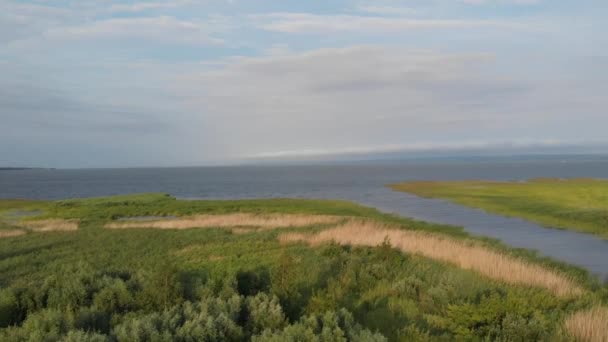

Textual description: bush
[0,288,19,327]
[113,296,244,342]
[75,307,111,334]
[40,263,96,311]
[442,290,553,340]
[93,279,133,313]
[245,293,286,335]
[18,308,73,341]
[139,264,185,310]
[64,330,109,342]
[498,312,549,341]
[253,309,386,342]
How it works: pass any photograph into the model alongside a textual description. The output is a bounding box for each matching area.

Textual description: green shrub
[41,263,96,311]
[253,309,386,342]
[139,264,184,310]
[113,296,244,342]
[74,307,111,334]
[0,288,18,327]
[246,293,286,335]
[17,308,73,341]
[64,330,109,342]
[93,279,133,313]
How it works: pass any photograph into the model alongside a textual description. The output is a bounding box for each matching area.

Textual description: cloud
[356,6,421,16]
[0,1,605,168]
[0,1,228,50]
[43,16,223,45]
[255,13,529,33]
[108,0,194,13]
[174,46,529,156]
[0,81,173,135]
[169,45,607,161]
[460,0,541,4]
[0,2,81,44]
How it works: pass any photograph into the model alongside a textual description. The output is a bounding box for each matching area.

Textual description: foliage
[253,309,387,342]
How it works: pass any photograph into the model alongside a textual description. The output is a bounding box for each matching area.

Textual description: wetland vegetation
[390,178,608,239]
[0,193,606,341]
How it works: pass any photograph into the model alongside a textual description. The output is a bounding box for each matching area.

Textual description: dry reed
[231,227,256,234]
[0,229,26,238]
[565,306,608,342]
[19,219,79,232]
[279,220,583,297]
[105,213,342,230]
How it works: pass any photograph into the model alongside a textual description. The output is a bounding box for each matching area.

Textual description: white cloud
[43,16,223,45]
[255,13,529,33]
[174,46,523,156]
[0,2,82,43]
[108,0,194,13]
[1,0,605,167]
[168,45,606,160]
[356,6,420,16]
[460,0,541,4]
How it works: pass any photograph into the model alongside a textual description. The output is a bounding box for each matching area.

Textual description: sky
[0,0,606,168]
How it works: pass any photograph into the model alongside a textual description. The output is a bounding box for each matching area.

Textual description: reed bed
[19,219,79,232]
[105,213,342,230]
[565,306,608,342]
[279,220,583,297]
[0,229,26,238]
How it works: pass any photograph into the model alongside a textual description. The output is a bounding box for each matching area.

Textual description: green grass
[390,178,608,239]
[0,193,606,341]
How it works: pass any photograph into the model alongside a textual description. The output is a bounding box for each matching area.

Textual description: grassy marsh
[279,220,584,297]
[390,178,608,239]
[0,193,606,341]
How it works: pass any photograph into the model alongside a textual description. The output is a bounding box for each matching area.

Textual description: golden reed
[19,219,79,232]
[279,220,583,297]
[106,213,342,230]
[565,306,608,342]
[0,229,26,238]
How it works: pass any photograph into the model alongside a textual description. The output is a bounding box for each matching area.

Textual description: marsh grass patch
[0,229,26,238]
[18,219,79,232]
[564,306,608,342]
[105,213,344,230]
[279,220,584,297]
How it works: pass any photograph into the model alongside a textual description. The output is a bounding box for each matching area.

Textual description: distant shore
[0,167,54,171]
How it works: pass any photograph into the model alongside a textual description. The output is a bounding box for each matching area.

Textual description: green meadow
[0,194,606,341]
[389,178,608,239]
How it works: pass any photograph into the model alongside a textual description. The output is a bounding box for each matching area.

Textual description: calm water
[1,160,608,278]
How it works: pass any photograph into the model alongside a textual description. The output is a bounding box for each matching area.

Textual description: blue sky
[1,0,606,167]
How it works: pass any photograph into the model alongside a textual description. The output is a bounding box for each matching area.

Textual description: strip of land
[390,178,608,239]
